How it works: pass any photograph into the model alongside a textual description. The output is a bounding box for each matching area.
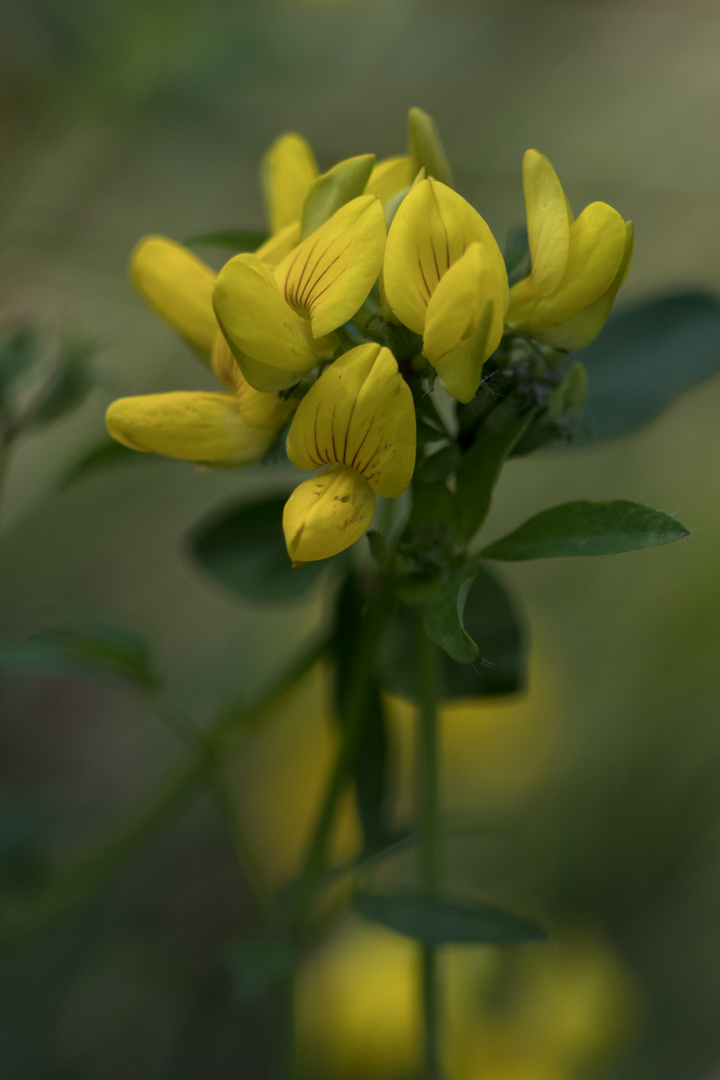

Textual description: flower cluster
[106,109,632,563]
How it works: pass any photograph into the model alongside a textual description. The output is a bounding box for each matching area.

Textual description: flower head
[213,195,386,392]
[283,343,416,562]
[383,179,509,402]
[506,150,633,350]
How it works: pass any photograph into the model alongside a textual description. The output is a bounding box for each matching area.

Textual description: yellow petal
[105,391,272,465]
[383,180,508,336]
[211,332,294,424]
[213,253,318,389]
[365,156,413,205]
[301,154,376,239]
[275,196,386,339]
[551,201,628,321]
[540,221,634,350]
[129,236,217,357]
[507,203,628,342]
[262,133,319,235]
[423,244,504,402]
[236,372,296,431]
[283,465,376,562]
[255,222,302,268]
[408,107,454,187]
[286,343,416,498]
[211,332,242,390]
[522,149,572,298]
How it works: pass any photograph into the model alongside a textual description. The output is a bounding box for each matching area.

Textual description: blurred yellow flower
[297,919,639,1080]
[506,150,633,350]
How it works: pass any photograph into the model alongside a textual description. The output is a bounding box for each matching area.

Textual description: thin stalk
[148,686,281,928]
[0,437,13,529]
[0,634,330,944]
[292,588,390,926]
[416,618,444,1080]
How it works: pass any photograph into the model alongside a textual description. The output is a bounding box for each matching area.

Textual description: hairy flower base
[283,465,375,563]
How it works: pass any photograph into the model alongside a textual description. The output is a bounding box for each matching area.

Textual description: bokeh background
[2,1,720,1077]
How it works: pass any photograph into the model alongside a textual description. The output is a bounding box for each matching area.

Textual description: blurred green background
[2,0,720,1077]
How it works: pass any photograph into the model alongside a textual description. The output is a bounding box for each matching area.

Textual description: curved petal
[255,222,302,268]
[275,195,386,339]
[213,253,318,385]
[540,221,634,350]
[130,236,217,357]
[522,150,572,297]
[262,133,318,234]
[424,243,505,402]
[236,372,296,431]
[365,156,413,205]
[551,202,628,319]
[286,343,416,498]
[283,464,376,562]
[105,391,272,465]
[211,332,242,390]
[383,180,508,335]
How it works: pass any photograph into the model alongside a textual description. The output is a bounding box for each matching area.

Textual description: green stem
[0,634,330,945]
[0,437,13,529]
[416,618,444,1080]
[148,687,281,928]
[293,587,389,926]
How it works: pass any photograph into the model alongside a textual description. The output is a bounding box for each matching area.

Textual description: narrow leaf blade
[355,889,545,945]
[480,500,689,561]
[456,413,532,540]
[423,565,479,664]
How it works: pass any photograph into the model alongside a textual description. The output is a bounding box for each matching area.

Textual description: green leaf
[355,889,545,945]
[0,624,160,693]
[480,500,689,561]
[456,412,533,540]
[30,327,96,427]
[185,229,269,251]
[423,565,479,664]
[575,292,720,441]
[333,575,390,853]
[379,565,526,701]
[301,155,376,238]
[416,443,461,483]
[0,327,39,402]
[225,938,299,1001]
[190,494,340,602]
[60,438,159,489]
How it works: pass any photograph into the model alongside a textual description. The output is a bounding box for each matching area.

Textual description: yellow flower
[383,178,509,402]
[282,343,416,562]
[261,132,319,236]
[106,331,293,466]
[213,195,387,393]
[506,150,634,350]
[130,236,218,360]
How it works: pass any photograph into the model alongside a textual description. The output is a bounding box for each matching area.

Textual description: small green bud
[407,108,454,188]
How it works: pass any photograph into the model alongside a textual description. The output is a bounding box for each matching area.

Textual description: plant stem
[149,686,281,928]
[0,437,13,530]
[0,633,330,944]
[292,587,389,926]
[417,618,444,1080]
